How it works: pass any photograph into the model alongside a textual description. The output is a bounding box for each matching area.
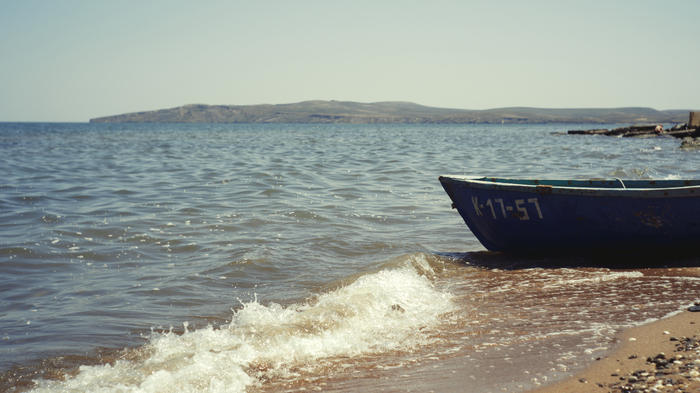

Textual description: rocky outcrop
[568,112,700,148]
[680,138,700,149]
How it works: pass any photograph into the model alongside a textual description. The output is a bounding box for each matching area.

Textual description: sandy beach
[533,308,700,393]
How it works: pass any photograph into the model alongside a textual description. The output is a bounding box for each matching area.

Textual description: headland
[89,101,693,124]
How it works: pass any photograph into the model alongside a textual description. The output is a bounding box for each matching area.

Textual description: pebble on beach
[595,335,700,392]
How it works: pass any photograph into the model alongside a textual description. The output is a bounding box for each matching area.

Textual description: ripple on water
[1,123,699,391]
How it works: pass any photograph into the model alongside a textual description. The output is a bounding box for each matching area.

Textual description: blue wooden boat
[439,176,700,255]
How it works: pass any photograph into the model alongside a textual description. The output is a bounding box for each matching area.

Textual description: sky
[1,0,699,122]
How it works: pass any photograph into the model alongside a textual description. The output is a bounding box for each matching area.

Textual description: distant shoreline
[89,100,694,125]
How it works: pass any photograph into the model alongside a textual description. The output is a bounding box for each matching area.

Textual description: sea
[2,122,700,393]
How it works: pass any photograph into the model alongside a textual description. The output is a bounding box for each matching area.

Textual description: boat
[439,176,700,255]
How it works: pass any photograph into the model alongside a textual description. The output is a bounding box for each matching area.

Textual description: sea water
[2,122,700,392]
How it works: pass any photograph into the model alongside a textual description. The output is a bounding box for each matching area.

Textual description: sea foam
[29,260,454,393]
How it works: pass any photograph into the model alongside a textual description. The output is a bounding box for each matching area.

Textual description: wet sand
[532,309,700,392]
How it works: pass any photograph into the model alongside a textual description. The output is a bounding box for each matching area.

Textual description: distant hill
[89,101,693,124]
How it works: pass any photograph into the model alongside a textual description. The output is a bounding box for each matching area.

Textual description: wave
[29,254,454,393]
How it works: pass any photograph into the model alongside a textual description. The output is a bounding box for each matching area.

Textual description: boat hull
[439,176,700,255]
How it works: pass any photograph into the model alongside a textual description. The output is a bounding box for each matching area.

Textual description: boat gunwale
[438,175,700,198]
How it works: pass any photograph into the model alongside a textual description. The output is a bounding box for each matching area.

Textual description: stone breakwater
[589,334,700,392]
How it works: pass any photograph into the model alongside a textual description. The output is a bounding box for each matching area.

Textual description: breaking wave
[29,255,454,393]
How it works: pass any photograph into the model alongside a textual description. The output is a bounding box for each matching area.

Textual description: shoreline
[531,308,700,392]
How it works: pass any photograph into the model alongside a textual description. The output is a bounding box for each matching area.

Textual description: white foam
[29,263,454,393]
[543,271,644,289]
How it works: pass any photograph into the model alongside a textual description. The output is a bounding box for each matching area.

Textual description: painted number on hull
[472,197,543,220]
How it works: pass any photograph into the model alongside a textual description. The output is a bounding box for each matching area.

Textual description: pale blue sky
[1,0,698,122]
